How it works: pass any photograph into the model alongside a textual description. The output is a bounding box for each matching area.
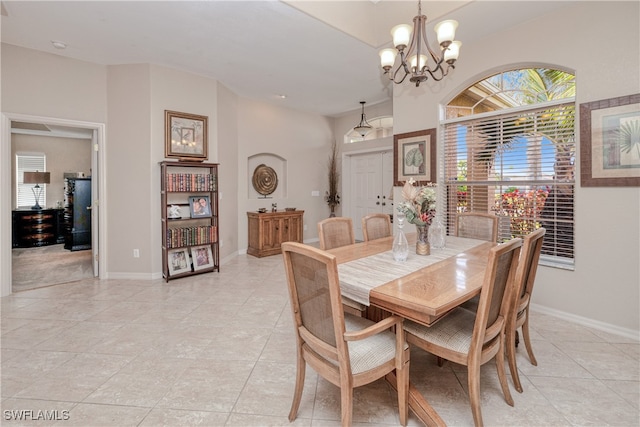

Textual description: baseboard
[531,303,639,341]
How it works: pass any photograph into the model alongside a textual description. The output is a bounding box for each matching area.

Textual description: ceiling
[1,1,572,118]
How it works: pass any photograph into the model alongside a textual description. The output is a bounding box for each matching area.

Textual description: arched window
[345,116,393,143]
[443,68,575,268]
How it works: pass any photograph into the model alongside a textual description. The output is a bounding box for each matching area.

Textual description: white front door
[350,151,393,241]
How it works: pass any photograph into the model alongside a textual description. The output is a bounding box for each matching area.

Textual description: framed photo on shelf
[188,195,212,218]
[165,110,208,160]
[579,93,640,187]
[191,245,214,271]
[168,248,191,276]
[394,128,437,186]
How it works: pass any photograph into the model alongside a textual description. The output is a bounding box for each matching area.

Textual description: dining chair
[456,212,499,242]
[318,217,355,250]
[404,237,523,427]
[361,213,392,242]
[507,227,546,393]
[281,242,410,426]
[317,217,364,316]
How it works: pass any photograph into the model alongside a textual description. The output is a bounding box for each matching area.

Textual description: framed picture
[189,195,211,218]
[191,245,214,271]
[580,93,640,187]
[394,128,437,186]
[168,248,191,276]
[165,110,208,160]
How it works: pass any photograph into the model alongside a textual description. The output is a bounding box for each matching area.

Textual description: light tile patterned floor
[1,254,638,426]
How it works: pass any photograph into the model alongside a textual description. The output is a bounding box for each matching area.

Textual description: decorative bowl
[285,207,296,211]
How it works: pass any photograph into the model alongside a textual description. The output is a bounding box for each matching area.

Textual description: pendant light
[353,101,372,137]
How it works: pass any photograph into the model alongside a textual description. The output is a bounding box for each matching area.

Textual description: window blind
[16,153,46,209]
[443,101,575,265]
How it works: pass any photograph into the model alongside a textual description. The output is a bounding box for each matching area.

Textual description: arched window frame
[441,68,576,269]
[344,116,393,144]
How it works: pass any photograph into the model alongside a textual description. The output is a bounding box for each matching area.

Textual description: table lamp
[23,171,50,210]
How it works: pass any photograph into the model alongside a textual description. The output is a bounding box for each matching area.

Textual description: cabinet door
[262,217,281,250]
[282,214,302,243]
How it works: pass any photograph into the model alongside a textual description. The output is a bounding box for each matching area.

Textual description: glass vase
[392,212,409,262]
[428,217,446,250]
[415,224,430,256]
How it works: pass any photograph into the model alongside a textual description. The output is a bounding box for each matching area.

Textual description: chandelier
[379,0,461,87]
[353,101,372,137]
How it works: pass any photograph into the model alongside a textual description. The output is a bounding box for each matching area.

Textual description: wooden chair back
[507,227,546,392]
[362,213,392,242]
[456,212,499,242]
[318,217,355,250]
[404,237,522,427]
[281,241,409,426]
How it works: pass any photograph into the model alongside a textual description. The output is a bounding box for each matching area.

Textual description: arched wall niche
[247,153,287,199]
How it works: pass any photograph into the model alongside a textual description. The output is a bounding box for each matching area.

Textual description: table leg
[385,372,446,427]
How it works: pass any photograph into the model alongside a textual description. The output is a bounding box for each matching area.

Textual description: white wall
[392,1,640,334]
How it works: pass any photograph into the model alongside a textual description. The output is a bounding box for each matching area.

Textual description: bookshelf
[160,161,219,281]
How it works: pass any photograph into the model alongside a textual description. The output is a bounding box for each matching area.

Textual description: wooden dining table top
[327,234,495,327]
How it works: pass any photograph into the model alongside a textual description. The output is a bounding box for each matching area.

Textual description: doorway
[344,150,394,241]
[1,113,105,296]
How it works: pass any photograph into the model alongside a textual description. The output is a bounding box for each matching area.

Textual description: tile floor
[1,253,638,426]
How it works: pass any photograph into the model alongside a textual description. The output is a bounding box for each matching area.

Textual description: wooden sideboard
[247,210,304,257]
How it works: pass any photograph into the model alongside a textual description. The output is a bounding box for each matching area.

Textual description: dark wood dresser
[12,209,65,248]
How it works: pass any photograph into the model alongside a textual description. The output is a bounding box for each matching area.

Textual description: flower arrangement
[397,178,436,226]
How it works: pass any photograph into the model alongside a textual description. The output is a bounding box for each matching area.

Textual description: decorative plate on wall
[252,164,278,196]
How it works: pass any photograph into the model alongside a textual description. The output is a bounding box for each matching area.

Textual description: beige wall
[11,134,91,208]
[237,97,334,249]
[1,43,107,121]
[216,83,239,260]
[106,64,152,277]
[391,1,640,333]
[1,1,638,335]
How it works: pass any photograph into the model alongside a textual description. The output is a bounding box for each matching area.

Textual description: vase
[428,217,446,250]
[415,224,430,256]
[392,212,409,262]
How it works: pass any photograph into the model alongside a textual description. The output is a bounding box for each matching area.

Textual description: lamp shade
[23,171,50,184]
[391,24,412,49]
[444,41,461,62]
[434,20,458,46]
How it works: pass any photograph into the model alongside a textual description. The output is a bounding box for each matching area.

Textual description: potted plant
[325,141,340,217]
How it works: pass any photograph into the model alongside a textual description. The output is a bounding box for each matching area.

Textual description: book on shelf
[165,173,217,192]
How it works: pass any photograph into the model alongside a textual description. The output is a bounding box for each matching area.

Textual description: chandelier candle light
[379,0,461,87]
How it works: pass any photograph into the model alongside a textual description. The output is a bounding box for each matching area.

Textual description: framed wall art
[393,128,437,186]
[580,93,640,187]
[165,110,208,160]
[168,248,191,276]
[188,195,211,218]
[191,245,214,271]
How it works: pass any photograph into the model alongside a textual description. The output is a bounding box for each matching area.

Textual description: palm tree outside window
[442,68,576,268]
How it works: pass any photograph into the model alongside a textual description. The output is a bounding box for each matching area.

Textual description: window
[345,116,393,143]
[443,68,575,268]
[16,153,47,209]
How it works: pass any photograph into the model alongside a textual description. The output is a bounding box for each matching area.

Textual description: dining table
[327,233,497,427]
